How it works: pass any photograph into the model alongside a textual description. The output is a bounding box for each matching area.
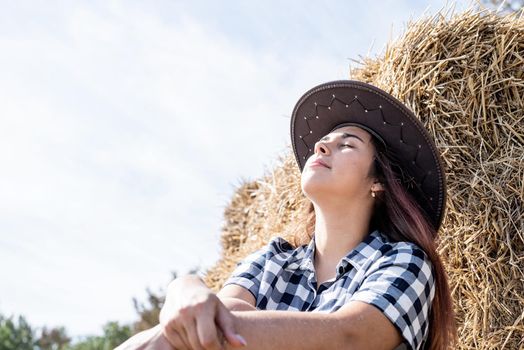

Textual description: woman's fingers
[215,304,247,348]
[162,323,191,350]
[195,306,224,350]
[165,309,211,350]
[186,317,217,350]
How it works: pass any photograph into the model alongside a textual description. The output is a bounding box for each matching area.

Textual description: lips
[309,159,331,169]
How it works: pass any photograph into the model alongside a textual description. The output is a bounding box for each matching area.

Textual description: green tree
[65,322,131,350]
[0,314,35,350]
[102,322,132,349]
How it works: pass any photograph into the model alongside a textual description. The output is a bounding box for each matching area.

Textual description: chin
[302,175,355,204]
[301,175,331,200]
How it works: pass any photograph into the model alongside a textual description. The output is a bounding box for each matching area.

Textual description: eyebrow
[320,132,365,143]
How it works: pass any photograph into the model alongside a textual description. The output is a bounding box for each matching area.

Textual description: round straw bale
[204,6,524,349]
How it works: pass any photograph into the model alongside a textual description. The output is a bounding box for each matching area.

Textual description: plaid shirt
[223,229,435,350]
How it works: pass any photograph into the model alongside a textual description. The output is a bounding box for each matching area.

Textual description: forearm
[220,297,257,311]
[225,310,349,350]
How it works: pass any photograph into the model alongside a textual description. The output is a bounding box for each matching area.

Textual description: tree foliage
[0,314,35,350]
[65,322,132,350]
[0,314,131,350]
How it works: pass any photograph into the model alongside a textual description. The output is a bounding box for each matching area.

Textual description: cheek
[332,159,370,186]
[332,171,359,191]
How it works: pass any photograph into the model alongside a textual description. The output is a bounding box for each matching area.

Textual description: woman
[117,80,457,350]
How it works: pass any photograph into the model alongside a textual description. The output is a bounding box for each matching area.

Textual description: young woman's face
[301,125,379,203]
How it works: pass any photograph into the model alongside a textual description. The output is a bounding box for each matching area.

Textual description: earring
[371,191,376,198]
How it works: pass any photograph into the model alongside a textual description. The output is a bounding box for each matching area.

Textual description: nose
[314,140,331,155]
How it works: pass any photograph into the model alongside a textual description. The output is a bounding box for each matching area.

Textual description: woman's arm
[116,299,401,350]
[117,277,402,350]
[223,301,402,350]
[164,280,401,349]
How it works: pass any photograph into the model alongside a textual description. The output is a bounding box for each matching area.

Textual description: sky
[0,0,472,339]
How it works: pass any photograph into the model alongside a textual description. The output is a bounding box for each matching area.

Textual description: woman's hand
[159,275,247,350]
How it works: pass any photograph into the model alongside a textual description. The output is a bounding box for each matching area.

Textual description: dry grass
[204,6,524,349]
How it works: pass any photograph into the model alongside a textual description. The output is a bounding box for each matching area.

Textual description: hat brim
[290,80,446,232]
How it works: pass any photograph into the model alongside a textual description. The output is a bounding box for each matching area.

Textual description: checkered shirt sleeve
[222,236,288,301]
[348,244,435,350]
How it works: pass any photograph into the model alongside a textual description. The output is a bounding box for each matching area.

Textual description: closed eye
[340,144,354,148]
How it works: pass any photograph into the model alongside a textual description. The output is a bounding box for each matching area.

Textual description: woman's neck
[312,202,373,279]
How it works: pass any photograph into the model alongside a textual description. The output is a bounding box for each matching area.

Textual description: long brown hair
[291,135,457,349]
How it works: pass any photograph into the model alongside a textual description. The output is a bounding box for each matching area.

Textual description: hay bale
[204,6,524,349]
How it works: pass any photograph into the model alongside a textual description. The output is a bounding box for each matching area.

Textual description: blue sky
[0,0,470,338]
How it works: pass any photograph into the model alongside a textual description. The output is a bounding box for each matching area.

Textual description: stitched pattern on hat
[299,95,428,193]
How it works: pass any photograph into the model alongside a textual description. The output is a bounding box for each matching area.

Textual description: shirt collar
[298,235,317,272]
[286,229,389,274]
[282,236,316,272]
[340,229,390,271]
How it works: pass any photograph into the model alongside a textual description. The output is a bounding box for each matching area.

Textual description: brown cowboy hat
[290,80,447,232]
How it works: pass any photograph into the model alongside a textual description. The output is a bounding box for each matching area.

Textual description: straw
[204,6,524,349]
